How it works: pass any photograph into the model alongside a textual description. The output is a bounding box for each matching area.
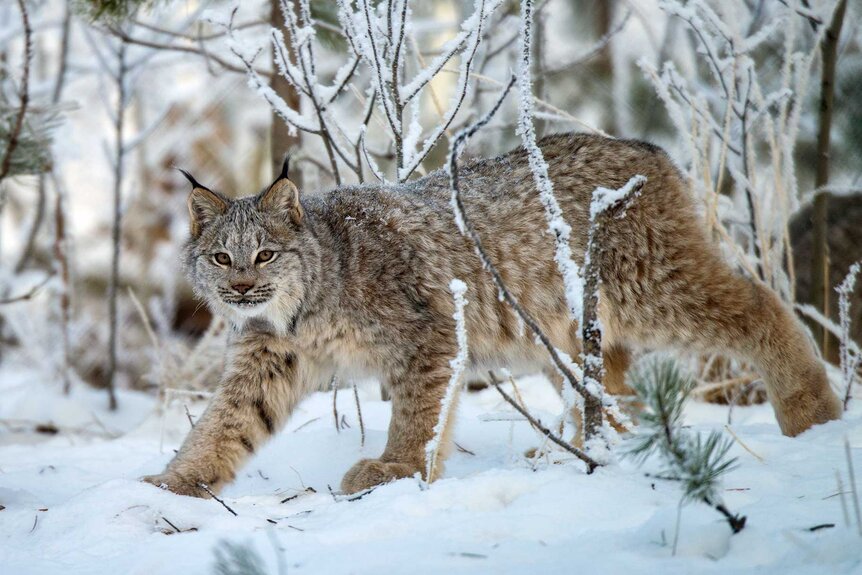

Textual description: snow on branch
[580,176,646,450]
[227,13,318,137]
[335,0,502,182]
[398,0,496,181]
[837,261,862,410]
[516,0,584,326]
[398,0,500,103]
[425,279,469,482]
[590,175,647,221]
[447,76,601,473]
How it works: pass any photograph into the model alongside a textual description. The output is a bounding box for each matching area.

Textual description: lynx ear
[181,169,229,238]
[258,156,303,224]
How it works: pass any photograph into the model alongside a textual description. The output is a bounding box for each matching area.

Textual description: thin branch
[132,18,267,42]
[107,25,273,78]
[104,39,128,412]
[545,9,632,75]
[360,0,400,150]
[352,382,365,448]
[0,275,53,305]
[400,0,491,180]
[331,376,340,432]
[198,483,238,516]
[447,74,598,411]
[490,375,599,472]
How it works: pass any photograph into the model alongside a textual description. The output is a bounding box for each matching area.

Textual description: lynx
[143,133,841,497]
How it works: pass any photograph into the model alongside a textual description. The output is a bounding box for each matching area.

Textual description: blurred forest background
[0,0,860,417]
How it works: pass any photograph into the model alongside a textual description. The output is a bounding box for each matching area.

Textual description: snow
[2,366,862,574]
[590,175,647,220]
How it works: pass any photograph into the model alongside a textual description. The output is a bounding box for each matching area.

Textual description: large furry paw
[340,458,420,494]
[784,393,843,437]
[141,471,210,498]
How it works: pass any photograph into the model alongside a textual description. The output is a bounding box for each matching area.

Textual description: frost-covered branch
[334,0,502,182]
[398,0,501,181]
[643,0,832,303]
[517,0,584,325]
[425,279,469,482]
[837,261,862,410]
[447,76,604,447]
[582,176,646,445]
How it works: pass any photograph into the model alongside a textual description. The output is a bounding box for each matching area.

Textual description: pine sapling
[626,358,746,534]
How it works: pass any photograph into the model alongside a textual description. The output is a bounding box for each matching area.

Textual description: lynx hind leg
[602,243,841,437]
[341,346,459,494]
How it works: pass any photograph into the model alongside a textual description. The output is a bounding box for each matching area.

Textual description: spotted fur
[142,133,841,496]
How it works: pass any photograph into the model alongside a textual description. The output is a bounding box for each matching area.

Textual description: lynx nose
[231,283,254,295]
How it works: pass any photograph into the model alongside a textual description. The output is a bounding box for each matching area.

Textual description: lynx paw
[141,471,209,498]
[340,459,420,493]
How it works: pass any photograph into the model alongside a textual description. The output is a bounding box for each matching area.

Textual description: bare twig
[104,38,128,412]
[331,376,340,432]
[836,470,850,527]
[184,405,195,428]
[723,425,765,463]
[198,483,238,516]
[107,26,271,78]
[490,374,599,473]
[133,17,267,42]
[352,382,365,448]
[328,484,378,502]
[0,275,52,305]
[161,516,181,533]
[845,437,862,535]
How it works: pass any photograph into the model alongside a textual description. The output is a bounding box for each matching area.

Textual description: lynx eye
[256,250,275,264]
[213,252,232,266]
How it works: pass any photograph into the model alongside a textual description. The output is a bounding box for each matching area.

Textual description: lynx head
[181,158,311,332]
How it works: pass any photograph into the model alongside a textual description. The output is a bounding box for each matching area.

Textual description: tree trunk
[269,0,302,187]
[811,0,847,356]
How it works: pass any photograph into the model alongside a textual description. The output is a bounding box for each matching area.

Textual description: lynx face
[181,164,308,331]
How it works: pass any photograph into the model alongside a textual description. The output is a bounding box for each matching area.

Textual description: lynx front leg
[143,333,305,497]
[341,350,456,494]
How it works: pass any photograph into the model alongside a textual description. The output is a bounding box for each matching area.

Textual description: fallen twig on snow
[198,483,237,516]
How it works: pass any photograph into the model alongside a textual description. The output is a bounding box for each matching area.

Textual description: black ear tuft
[279,156,290,181]
[259,161,302,224]
[182,169,229,238]
[178,168,210,191]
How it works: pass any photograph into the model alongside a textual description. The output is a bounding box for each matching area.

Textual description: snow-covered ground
[1,371,860,575]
